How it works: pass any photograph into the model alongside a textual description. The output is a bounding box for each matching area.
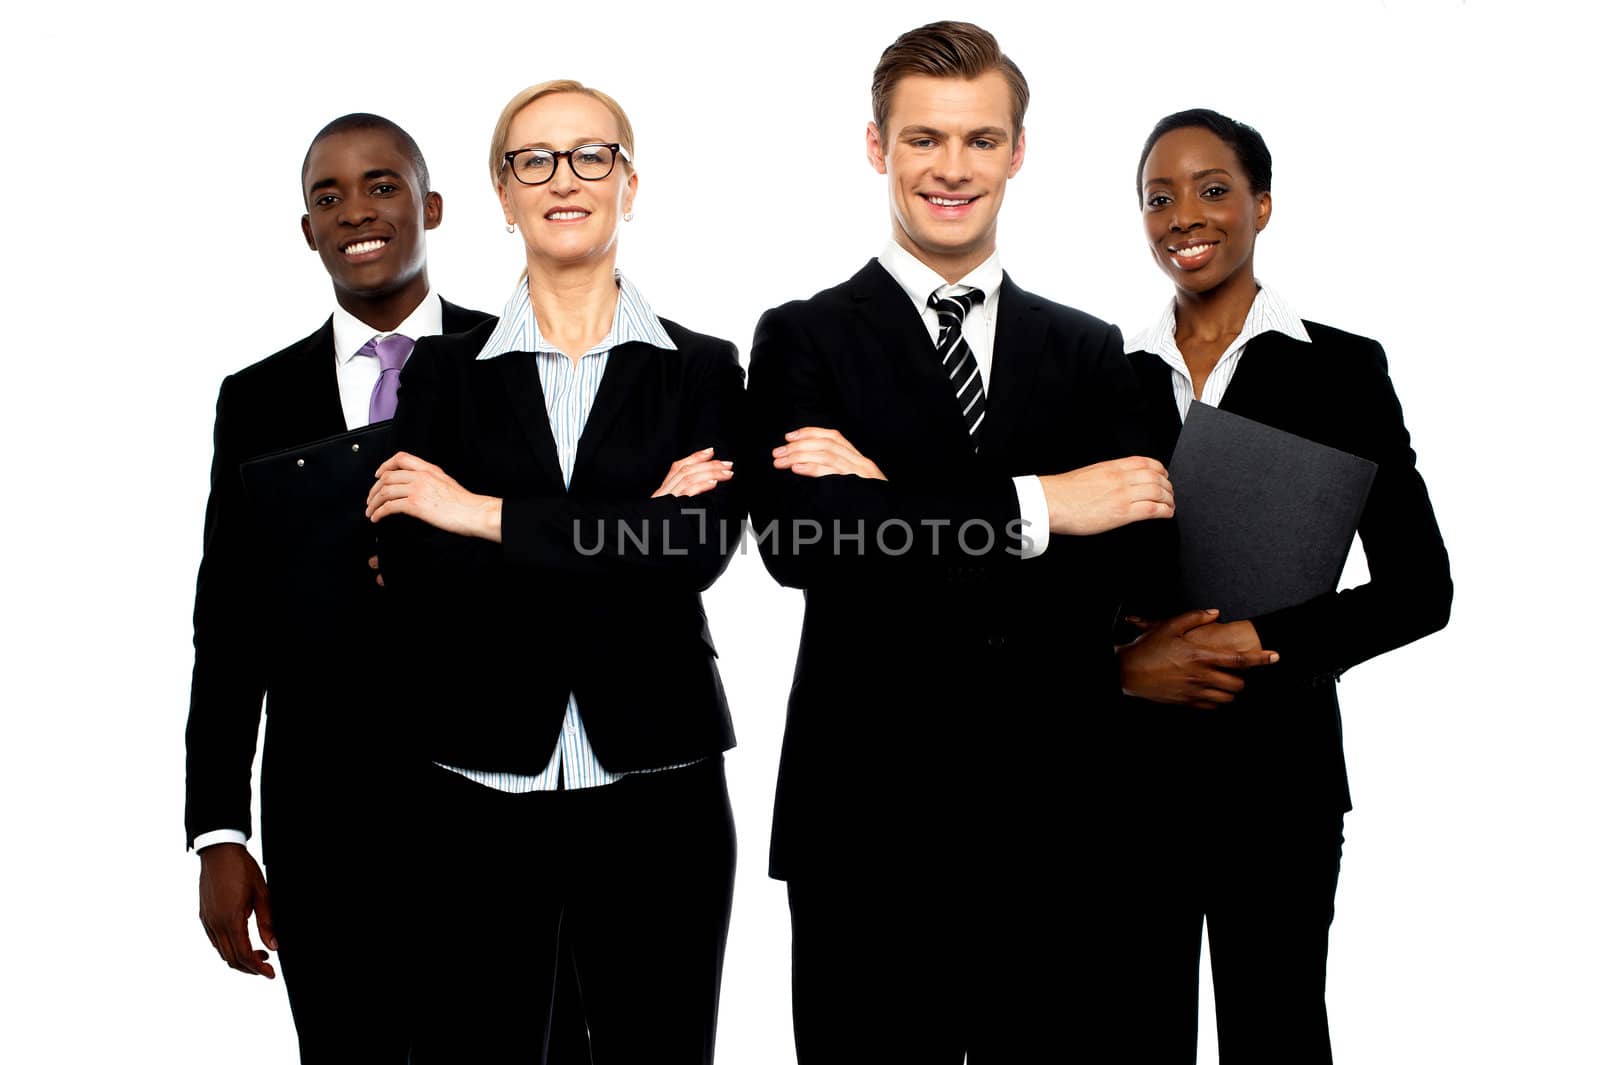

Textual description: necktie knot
[360,333,414,372]
[929,287,984,323]
[361,333,414,423]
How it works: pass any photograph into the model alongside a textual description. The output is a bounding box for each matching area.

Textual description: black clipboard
[238,420,394,596]
[1169,403,1377,620]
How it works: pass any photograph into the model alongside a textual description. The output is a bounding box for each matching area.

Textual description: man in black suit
[183,113,492,1062]
[745,21,1176,1063]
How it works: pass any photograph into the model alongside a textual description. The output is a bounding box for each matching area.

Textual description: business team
[186,19,1450,1065]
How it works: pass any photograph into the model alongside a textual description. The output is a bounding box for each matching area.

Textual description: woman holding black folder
[363,80,741,1063]
[1112,109,1452,1062]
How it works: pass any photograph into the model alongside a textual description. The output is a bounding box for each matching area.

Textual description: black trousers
[268,819,592,1065]
[1107,793,1346,1064]
[410,757,736,1064]
[786,839,1096,1065]
[267,853,410,1065]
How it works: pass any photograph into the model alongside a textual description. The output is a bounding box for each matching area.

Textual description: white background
[1,1,1594,1061]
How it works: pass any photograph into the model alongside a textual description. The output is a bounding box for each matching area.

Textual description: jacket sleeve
[183,375,266,849]
[743,302,1024,590]
[1248,338,1453,681]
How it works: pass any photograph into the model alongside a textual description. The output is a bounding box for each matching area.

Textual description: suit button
[987,634,1006,649]
[295,458,305,468]
[351,442,361,453]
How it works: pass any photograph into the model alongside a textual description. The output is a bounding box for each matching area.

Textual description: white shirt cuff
[193,829,249,852]
[1012,475,1050,559]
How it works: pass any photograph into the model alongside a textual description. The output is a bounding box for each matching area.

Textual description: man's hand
[1040,457,1173,535]
[198,843,276,979]
[652,447,734,498]
[773,427,887,480]
[366,451,502,540]
[1118,609,1278,710]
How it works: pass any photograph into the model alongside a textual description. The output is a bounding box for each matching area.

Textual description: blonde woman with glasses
[367,81,742,1064]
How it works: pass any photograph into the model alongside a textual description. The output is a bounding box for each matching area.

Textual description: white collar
[476,270,676,360]
[878,240,1003,311]
[331,291,443,363]
[1125,282,1311,364]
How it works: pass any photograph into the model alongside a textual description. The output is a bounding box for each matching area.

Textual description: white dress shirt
[876,241,1049,559]
[1123,282,1312,423]
[331,292,444,431]
[192,291,444,854]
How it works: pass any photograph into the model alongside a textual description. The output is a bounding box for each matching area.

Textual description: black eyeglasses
[500,143,631,186]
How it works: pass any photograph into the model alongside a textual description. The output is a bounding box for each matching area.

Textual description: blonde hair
[488,79,636,188]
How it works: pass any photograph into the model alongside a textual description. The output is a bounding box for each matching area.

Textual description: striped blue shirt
[439,272,680,793]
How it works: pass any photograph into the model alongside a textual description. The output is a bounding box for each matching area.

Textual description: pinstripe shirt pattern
[1124,283,1312,423]
[438,272,680,793]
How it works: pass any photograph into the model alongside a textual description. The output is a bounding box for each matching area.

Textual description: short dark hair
[300,113,430,198]
[871,21,1029,139]
[1136,108,1272,200]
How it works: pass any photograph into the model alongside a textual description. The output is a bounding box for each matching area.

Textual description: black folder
[238,421,393,612]
[1168,403,1376,621]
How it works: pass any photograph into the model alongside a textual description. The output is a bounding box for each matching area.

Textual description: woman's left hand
[366,451,503,541]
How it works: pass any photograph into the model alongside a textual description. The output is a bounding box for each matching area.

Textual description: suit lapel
[494,353,566,489]
[1128,350,1183,459]
[1218,330,1306,422]
[982,273,1045,457]
[846,261,974,448]
[293,318,351,438]
[571,343,652,491]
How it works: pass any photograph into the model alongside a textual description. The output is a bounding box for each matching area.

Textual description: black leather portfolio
[1168,403,1377,621]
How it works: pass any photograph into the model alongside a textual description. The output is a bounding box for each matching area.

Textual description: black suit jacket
[1125,321,1453,811]
[377,316,743,775]
[746,260,1161,879]
[184,299,490,860]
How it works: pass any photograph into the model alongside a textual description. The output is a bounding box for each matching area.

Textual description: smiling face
[497,92,637,272]
[300,128,440,316]
[867,71,1024,282]
[1140,125,1271,299]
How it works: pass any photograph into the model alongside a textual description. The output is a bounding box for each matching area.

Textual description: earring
[623,210,634,222]
[506,222,516,233]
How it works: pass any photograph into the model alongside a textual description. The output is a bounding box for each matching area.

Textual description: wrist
[478,496,504,542]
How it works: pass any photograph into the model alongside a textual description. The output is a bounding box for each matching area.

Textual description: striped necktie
[930,288,986,440]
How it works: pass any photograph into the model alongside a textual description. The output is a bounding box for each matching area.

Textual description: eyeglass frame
[499,143,633,186]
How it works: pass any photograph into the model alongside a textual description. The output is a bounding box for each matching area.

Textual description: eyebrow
[512,138,613,151]
[1144,167,1233,188]
[308,167,406,194]
[898,125,1011,142]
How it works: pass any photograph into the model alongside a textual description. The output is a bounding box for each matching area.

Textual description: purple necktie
[360,333,415,423]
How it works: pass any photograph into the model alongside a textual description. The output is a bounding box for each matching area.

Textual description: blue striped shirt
[439,272,680,793]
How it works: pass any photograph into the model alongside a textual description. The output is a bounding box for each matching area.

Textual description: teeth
[927,196,972,207]
[1173,243,1216,259]
[343,239,387,255]
[547,210,588,221]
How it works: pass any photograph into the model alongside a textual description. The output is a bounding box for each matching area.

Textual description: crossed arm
[369,339,745,592]
[745,304,1175,589]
